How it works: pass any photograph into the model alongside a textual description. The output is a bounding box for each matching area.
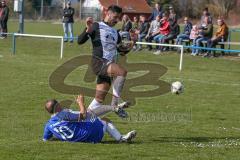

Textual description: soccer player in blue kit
[43,95,136,143]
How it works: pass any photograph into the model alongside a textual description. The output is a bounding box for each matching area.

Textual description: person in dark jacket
[135,15,150,51]
[176,17,192,45]
[148,3,163,22]
[169,6,178,22]
[200,7,212,25]
[119,14,132,40]
[62,1,75,42]
[0,0,9,38]
[0,2,2,34]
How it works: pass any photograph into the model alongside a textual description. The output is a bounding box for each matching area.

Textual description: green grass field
[0,21,240,160]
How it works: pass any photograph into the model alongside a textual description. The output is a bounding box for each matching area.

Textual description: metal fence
[80,7,101,21]
[33,6,63,19]
[10,6,102,21]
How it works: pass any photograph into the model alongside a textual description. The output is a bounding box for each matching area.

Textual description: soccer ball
[171,81,184,94]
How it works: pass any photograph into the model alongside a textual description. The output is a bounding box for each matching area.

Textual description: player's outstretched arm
[76,94,87,121]
[77,17,93,45]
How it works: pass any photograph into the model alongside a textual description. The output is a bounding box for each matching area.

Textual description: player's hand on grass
[86,17,93,33]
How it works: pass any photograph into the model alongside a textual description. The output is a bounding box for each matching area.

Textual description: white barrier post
[179,46,184,71]
[12,33,16,55]
[13,33,64,58]
[60,37,64,59]
[136,42,184,71]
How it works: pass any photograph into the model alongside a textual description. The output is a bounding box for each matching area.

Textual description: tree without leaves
[211,0,237,18]
[147,0,179,13]
[147,0,237,18]
[31,0,53,11]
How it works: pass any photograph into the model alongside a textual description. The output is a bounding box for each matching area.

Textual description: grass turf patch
[0,21,240,160]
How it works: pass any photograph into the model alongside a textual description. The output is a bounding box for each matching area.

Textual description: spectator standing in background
[148,2,163,22]
[62,1,75,43]
[0,2,3,35]
[119,14,132,40]
[200,8,212,25]
[0,0,9,38]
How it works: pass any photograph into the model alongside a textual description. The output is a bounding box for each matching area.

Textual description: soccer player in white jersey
[43,95,136,143]
[78,5,133,118]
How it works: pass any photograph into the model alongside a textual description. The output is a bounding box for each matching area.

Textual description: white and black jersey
[78,21,122,85]
[78,21,121,62]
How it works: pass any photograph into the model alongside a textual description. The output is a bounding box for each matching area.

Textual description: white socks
[106,122,122,141]
[88,99,116,117]
[88,98,101,110]
[112,76,126,106]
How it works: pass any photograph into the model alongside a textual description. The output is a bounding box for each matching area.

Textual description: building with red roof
[81,0,152,20]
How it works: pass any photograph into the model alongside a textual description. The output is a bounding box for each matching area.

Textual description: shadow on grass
[46,137,240,145]
[101,140,143,145]
[46,139,142,145]
[152,136,240,143]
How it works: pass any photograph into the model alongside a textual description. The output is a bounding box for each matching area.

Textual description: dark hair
[45,99,58,114]
[162,11,170,17]
[134,16,139,19]
[169,18,177,25]
[133,16,139,22]
[107,5,122,14]
[203,7,208,12]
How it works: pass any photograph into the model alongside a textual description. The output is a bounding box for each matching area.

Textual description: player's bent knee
[95,96,105,103]
[124,69,128,76]
[120,68,127,77]
[95,91,106,103]
[95,90,108,103]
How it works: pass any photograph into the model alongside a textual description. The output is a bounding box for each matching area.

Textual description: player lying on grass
[43,94,136,143]
[78,5,133,119]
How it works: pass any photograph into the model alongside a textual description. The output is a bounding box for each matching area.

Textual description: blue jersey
[43,110,104,143]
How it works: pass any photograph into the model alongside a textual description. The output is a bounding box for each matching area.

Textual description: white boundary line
[136,42,184,71]
[14,33,64,59]
[60,37,64,59]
